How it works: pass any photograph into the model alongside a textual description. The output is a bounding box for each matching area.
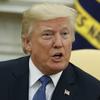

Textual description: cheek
[64,42,72,57]
[38,39,53,53]
[68,42,72,51]
[31,39,52,58]
[39,39,53,47]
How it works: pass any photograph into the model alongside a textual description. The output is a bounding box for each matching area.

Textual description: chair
[70,49,100,80]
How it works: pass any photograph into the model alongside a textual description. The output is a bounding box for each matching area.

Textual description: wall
[0,12,24,61]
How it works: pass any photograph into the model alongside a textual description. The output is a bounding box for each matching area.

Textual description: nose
[53,34,63,49]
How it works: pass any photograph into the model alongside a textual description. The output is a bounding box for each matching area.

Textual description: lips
[51,52,64,62]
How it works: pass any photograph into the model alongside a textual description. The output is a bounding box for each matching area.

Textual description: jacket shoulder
[71,63,100,85]
[0,56,29,73]
[70,63,100,97]
[0,56,29,99]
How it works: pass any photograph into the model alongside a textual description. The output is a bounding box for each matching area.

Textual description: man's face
[25,17,73,75]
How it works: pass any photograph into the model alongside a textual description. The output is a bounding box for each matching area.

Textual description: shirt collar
[50,71,62,86]
[29,57,62,87]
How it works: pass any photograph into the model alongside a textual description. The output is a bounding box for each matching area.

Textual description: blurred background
[0,0,100,79]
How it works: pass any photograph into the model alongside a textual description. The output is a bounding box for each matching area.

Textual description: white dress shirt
[29,57,62,100]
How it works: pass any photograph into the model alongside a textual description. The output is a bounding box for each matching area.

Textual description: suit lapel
[51,63,78,100]
[8,56,29,100]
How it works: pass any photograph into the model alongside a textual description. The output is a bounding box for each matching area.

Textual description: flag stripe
[75,0,100,49]
[78,0,100,22]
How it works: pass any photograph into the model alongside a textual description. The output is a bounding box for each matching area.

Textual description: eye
[42,30,53,40]
[62,32,68,35]
[61,31,69,39]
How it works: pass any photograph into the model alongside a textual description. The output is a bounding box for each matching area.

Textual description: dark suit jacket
[0,56,100,100]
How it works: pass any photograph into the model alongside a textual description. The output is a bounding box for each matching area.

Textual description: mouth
[51,52,64,62]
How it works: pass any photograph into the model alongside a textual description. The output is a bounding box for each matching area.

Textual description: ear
[22,34,32,54]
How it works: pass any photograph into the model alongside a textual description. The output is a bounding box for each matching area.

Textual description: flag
[72,0,100,50]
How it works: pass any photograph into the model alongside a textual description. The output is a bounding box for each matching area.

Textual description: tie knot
[39,75,51,86]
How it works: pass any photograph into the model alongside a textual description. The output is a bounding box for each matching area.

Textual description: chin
[48,64,67,74]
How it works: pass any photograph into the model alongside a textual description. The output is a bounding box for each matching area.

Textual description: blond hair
[22,3,77,35]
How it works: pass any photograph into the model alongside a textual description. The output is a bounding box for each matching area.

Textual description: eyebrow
[40,26,53,32]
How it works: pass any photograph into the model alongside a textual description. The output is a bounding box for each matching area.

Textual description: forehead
[35,17,70,29]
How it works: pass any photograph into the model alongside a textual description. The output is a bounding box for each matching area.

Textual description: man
[0,3,100,100]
